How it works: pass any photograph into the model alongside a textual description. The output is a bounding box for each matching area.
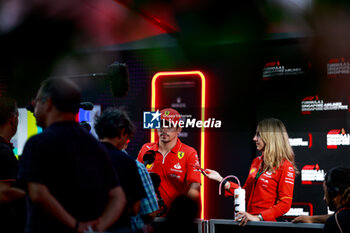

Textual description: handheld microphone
[143,150,156,166]
[149,172,168,216]
[79,121,91,132]
[149,172,161,190]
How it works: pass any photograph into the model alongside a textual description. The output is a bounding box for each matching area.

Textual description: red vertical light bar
[151,71,206,219]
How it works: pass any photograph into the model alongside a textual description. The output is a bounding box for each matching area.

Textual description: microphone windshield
[79,102,94,110]
[79,121,91,132]
[143,150,156,165]
[149,172,161,189]
[107,62,129,98]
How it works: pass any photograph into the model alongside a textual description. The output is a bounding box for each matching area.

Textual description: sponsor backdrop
[3,37,350,219]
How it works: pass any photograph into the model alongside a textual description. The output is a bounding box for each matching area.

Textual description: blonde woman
[205,118,297,225]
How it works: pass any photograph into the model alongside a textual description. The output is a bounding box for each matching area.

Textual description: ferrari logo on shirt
[177,151,185,159]
[146,163,154,169]
[250,167,257,174]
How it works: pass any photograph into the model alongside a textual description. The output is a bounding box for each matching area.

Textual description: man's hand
[28,182,79,230]
[292,215,314,223]
[93,186,126,232]
[187,182,200,200]
[0,181,25,204]
[292,214,330,224]
[77,219,99,233]
[234,211,260,226]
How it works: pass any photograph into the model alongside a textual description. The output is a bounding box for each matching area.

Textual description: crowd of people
[0,77,349,233]
[0,78,200,233]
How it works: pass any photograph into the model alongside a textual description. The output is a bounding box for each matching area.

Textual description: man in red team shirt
[137,108,201,214]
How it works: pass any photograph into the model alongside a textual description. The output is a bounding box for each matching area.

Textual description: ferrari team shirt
[226,155,295,221]
[137,139,201,209]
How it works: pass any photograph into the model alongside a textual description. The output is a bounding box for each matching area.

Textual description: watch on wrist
[257,214,264,221]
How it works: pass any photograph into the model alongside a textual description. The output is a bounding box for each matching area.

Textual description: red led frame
[151,71,206,219]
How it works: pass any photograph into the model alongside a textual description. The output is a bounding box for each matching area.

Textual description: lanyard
[255,161,265,180]
[255,168,264,180]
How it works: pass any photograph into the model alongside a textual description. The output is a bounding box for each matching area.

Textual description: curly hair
[94,108,135,140]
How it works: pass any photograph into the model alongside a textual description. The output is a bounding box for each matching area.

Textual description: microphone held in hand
[149,172,167,216]
[143,150,156,166]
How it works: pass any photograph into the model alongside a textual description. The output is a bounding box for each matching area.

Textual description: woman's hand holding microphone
[203,169,231,189]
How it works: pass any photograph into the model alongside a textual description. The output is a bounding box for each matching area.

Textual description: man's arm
[94,186,127,232]
[0,181,25,204]
[128,200,141,216]
[292,214,330,223]
[28,182,98,233]
[187,182,200,200]
[136,161,159,222]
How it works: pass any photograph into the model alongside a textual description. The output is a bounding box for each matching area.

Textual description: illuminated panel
[13,109,42,157]
[12,106,101,157]
[151,71,206,219]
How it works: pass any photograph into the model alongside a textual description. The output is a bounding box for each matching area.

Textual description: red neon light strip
[151,71,206,219]
[308,133,312,148]
[293,202,314,216]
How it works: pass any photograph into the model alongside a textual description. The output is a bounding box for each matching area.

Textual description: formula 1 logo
[327,57,350,78]
[289,133,313,148]
[143,110,161,129]
[262,60,305,80]
[301,164,324,185]
[327,128,350,149]
[301,95,348,114]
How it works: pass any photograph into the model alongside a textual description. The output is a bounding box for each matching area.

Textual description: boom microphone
[25,101,94,113]
[107,62,129,98]
[63,62,129,98]
[143,150,156,166]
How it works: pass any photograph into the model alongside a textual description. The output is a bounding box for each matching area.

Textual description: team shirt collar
[154,138,182,155]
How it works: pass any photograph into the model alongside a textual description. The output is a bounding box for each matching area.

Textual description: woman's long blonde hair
[257,118,298,173]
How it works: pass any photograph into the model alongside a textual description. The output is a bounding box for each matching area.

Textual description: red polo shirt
[137,139,201,209]
[226,155,295,221]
